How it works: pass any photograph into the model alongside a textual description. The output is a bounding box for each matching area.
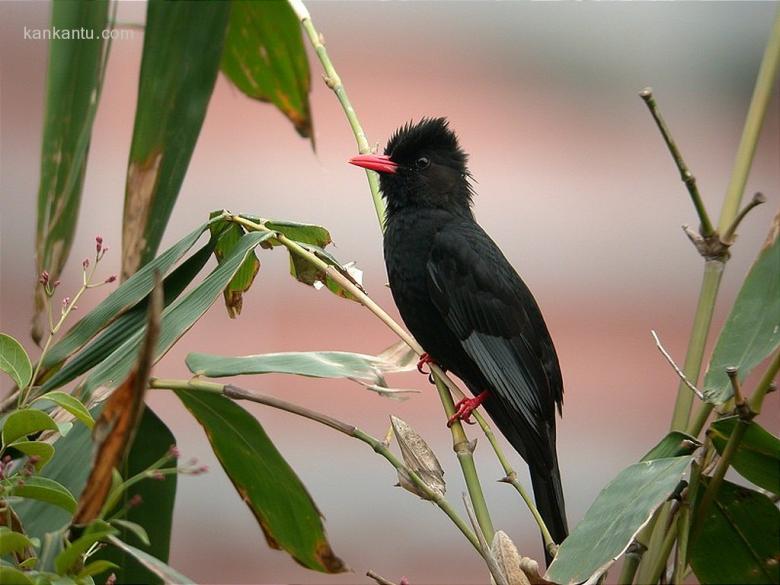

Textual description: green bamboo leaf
[264,220,332,248]
[55,521,117,575]
[0,567,34,585]
[12,477,78,514]
[82,231,272,398]
[640,431,701,461]
[33,0,110,343]
[703,212,780,403]
[186,341,418,399]
[175,390,346,573]
[107,536,194,585]
[0,333,33,389]
[77,560,119,579]
[209,214,260,319]
[288,242,363,303]
[1,409,58,447]
[0,527,37,557]
[691,478,779,584]
[123,0,230,278]
[32,391,93,430]
[40,240,215,393]
[221,0,312,138]
[93,409,177,585]
[709,416,780,494]
[546,456,692,585]
[43,224,209,370]
[187,348,414,380]
[11,441,55,471]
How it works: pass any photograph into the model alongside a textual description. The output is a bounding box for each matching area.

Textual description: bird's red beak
[349,153,398,174]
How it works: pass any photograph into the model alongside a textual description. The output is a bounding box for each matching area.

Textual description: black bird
[350,117,568,560]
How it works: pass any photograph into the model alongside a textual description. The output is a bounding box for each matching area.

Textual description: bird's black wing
[426,221,563,464]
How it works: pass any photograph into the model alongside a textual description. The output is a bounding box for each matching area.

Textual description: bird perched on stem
[349,117,568,562]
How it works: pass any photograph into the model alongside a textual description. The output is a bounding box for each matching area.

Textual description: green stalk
[684,9,780,434]
[672,494,692,584]
[287,0,385,227]
[149,377,483,554]
[669,260,724,431]
[748,349,780,414]
[716,11,780,232]
[433,376,495,542]
[694,419,749,532]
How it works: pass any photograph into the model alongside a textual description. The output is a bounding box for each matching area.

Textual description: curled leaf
[390,415,445,500]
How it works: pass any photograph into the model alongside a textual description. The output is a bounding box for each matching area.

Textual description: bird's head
[349,117,473,214]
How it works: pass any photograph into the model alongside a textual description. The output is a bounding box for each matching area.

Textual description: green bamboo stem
[617,542,645,585]
[672,493,692,585]
[716,11,780,233]
[433,376,495,542]
[694,418,750,532]
[748,349,780,414]
[670,9,780,433]
[287,0,386,228]
[149,377,483,553]
[669,260,724,431]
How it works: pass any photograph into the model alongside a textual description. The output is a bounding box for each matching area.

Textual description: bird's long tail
[530,456,568,566]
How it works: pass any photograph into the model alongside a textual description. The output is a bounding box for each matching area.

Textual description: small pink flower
[151,470,165,481]
[62,297,70,307]
[105,573,117,585]
[96,235,103,253]
[39,270,49,285]
[104,275,117,284]
[168,445,180,458]
[83,258,90,269]
[128,494,143,508]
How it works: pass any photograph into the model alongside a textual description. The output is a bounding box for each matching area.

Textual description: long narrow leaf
[33,0,110,342]
[703,211,780,403]
[175,390,346,573]
[82,231,272,398]
[41,240,214,392]
[107,536,195,585]
[43,223,209,369]
[123,0,230,278]
[221,0,312,138]
[709,416,780,494]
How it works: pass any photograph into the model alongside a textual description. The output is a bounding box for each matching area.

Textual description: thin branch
[287,0,386,227]
[366,570,398,585]
[149,377,482,553]
[721,192,767,244]
[462,493,507,585]
[651,330,704,400]
[639,87,714,238]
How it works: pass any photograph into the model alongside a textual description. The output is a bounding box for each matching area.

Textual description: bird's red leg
[416,352,433,374]
[447,391,490,427]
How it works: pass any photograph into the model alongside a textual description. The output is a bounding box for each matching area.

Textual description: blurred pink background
[1,2,778,583]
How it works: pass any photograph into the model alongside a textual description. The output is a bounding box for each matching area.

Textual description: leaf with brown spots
[72,277,162,525]
[221,0,313,140]
[175,390,346,573]
[122,1,230,279]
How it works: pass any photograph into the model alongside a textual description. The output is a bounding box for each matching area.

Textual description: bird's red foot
[417,352,434,374]
[447,391,490,427]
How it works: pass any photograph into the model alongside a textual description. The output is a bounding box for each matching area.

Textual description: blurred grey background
[1,2,778,583]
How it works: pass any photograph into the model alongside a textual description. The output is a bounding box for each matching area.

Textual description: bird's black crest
[384,117,468,169]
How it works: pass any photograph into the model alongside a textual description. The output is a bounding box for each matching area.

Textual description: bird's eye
[415,156,430,170]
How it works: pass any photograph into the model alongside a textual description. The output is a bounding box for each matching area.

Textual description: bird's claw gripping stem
[447,391,490,427]
[417,352,433,374]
